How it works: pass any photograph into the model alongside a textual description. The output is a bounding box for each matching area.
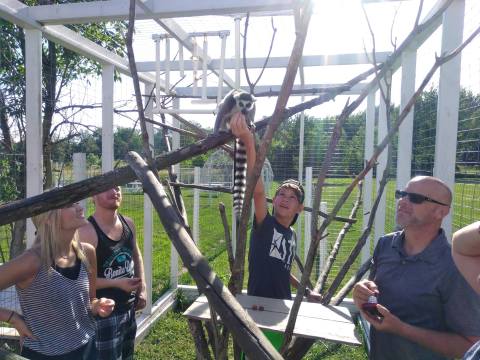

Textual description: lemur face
[235,94,255,115]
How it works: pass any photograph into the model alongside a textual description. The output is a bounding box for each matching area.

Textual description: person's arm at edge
[125,217,147,310]
[452,222,480,294]
[0,250,39,339]
[453,221,480,256]
[371,304,479,358]
[230,112,267,225]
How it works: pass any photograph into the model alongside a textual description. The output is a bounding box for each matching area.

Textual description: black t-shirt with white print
[247,213,297,300]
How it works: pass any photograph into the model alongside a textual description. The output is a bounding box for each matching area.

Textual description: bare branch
[242,13,254,93]
[219,202,234,274]
[251,17,277,90]
[330,258,372,306]
[126,0,155,166]
[414,0,425,29]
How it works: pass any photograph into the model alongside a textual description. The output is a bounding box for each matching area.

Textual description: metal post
[25,29,43,248]
[201,36,208,100]
[374,78,389,246]
[304,167,313,262]
[193,167,200,244]
[433,0,465,238]
[217,33,227,104]
[170,98,180,289]
[73,153,87,212]
[102,64,114,173]
[155,38,162,102]
[362,92,375,263]
[143,83,154,314]
[235,17,241,88]
[165,38,170,94]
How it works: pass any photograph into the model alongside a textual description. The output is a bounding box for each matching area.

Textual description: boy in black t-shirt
[230,113,321,302]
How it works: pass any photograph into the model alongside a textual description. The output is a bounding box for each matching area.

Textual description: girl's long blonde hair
[32,208,89,272]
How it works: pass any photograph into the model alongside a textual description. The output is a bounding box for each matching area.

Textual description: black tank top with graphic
[88,214,136,313]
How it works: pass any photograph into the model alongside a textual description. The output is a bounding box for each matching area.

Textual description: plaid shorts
[95,308,137,360]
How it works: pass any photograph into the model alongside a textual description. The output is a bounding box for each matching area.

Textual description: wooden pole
[125,151,282,360]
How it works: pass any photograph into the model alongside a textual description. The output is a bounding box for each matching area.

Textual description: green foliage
[0,157,19,202]
[114,127,143,159]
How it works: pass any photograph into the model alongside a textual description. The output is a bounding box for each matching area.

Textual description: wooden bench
[184,294,361,345]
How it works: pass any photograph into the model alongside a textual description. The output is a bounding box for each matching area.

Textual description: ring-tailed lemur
[214,89,256,220]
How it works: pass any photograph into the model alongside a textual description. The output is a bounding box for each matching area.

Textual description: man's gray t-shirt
[369,230,480,360]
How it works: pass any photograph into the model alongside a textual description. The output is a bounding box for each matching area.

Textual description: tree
[0,0,127,256]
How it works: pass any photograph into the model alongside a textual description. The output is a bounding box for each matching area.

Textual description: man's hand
[92,297,116,318]
[135,284,147,311]
[114,277,142,293]
[352,279,378,310]
[363,303,404,334]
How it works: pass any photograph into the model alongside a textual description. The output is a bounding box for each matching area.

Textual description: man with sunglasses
[353,176,480,360]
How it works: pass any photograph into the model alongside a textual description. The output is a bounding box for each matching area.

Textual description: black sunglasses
[395,190,449,207]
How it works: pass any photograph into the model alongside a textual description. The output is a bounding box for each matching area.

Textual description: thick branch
[188,319,212,360]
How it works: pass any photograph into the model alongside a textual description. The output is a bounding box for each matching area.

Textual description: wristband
[6,311,14,323]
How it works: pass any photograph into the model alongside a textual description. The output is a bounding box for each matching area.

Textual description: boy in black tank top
[79,186,146,360]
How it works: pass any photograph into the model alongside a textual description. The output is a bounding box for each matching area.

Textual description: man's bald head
[408,176,452,207]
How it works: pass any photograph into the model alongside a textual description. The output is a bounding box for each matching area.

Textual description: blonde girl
[0,203,114,359]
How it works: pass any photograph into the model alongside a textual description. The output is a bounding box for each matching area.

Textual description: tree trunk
[10,219,26,259]
[42,38,57,189]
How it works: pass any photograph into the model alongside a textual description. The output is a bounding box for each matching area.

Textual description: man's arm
[230,112,267,225]
[125,217,147,310]
[367,304,479,358]
[452,221,480,294]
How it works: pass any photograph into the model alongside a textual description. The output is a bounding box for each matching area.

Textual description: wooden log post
[125,151,282,360]
[188,319,212,360]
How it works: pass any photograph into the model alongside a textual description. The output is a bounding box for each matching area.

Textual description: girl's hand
[10,312,37,343]
[92,297,115,318]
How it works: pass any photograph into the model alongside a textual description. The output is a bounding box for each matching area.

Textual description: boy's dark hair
[274,179,305,204]
[273,179,305,226]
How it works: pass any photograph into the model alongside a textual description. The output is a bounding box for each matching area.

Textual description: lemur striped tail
[233,139,247,220]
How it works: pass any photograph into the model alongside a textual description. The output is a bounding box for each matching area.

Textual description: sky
[62,0,480,132]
